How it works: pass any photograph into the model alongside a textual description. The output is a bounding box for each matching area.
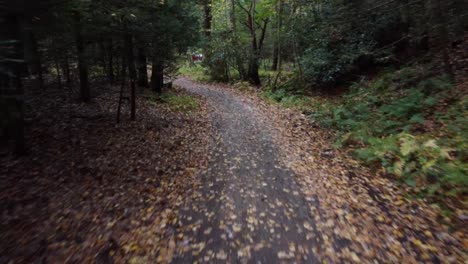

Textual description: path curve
[172,77,320,263]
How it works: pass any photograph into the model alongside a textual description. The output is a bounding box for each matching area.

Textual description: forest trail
[172,77,320,262]
[170,77,464,263]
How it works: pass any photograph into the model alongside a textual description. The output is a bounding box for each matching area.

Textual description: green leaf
[400,135,417,156]
[405,177,416,187]
[409,114,424,124]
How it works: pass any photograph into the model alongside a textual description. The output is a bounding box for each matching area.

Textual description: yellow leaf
[412,238,424,248]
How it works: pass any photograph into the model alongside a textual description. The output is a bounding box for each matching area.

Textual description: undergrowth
[262,82,320,113]
[178,63,210,82]
[148,91,200,112]
[264,66,467,208]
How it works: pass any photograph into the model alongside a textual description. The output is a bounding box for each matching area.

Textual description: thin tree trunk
[272,43,279,71]
[137,46,148,87]
[107,38,115,84]
[151,58,164,94]
[63,54,71,83]
[247,1,260,86]
[15,16,26,155]
[55,59,62,88]
[1,15,26,154]
[231,0,246,80]
[99,38,107,77]
[73,11,90,102]
[203,0,213,37]
[22,17,43,90]
[432,0,455,83]
[116,56,126,123]
[271,0,283,71]
[124,33,136,121]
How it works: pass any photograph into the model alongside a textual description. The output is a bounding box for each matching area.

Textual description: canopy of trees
[201,0,467,87]
[1,0,200,153]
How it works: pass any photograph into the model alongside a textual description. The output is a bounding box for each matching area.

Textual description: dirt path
[173,78,321,263]
[173,77,465,263]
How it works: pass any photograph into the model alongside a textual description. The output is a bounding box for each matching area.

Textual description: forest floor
[0,82,211,263]
[0,77,466,263]
[170,77,465,263]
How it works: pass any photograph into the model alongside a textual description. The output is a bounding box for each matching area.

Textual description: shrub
[160,93,199,112]
[313,67,467,201]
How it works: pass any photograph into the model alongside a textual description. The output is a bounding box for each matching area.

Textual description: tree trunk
[248,58,261,86]
[271,0,283,71]
[271,42,279,71]
[124,33,136,121]
[98,38,108,80]
[151,58,164,94]
[230,0,246,80]
[203,0,212,37]
[116,56,126,124]
[22,18,43,90]
[107,38,115,84]
[246,2,260,86]
[73,11,90,102]
[63,54,71,83]
[1,14,26,155]
[241,0,269,86]
[55,59,62,88]
[137,47,148,87]
[432,0,455,83]
[248,19,268,86]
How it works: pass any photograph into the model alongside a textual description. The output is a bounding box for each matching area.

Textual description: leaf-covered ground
[1,77,466,263]
[172,77,466,263]
[0,83,211,263]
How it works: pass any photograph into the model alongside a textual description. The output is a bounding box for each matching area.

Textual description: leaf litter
[0,83,211,263]
[1,76,466,263]
[172,77,466,263]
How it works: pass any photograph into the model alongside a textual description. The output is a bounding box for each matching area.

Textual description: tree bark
[239,0,268,86]
[107,38,115,84]
[151,58,164,94]
[248,58,261,86]
[73,11,90,102]
[271,0,283,71]
[55,58,62,88]
[116,56,126,124]
[99,38,107,77]
[137,47,149,87]
[231,0,246,80]
[1,14,25,155]
[63,54,71,83]
[203,0,212,37]
[124,33,136,121]
[432,0,455,83]
[22,17,43,90]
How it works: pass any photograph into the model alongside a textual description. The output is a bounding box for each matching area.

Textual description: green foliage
[355,134,467,195]
[202,33,235,82]
[262,86,317,113]
[299,41,375,88]
[290,0,468,90]
[147,89,200,112]
[159,92,200,112]
[289,66,468,202]
[178,63,210,82]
